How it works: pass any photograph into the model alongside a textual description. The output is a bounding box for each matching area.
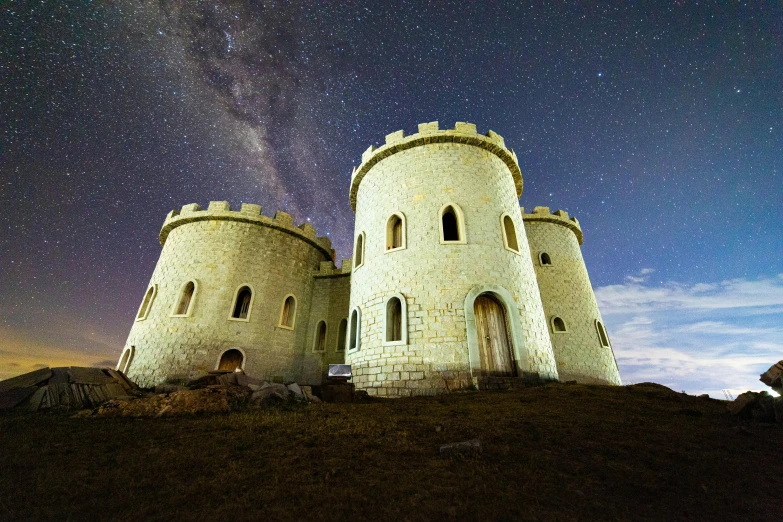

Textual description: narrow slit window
[354,233,364,268]
[552,317,566,332]
[540,252,552,266]
[175,281,195,315]
[137,286,155,319]
[386,297,402,342]
[349,309,359,350]
[442,207,460,241]
[232,286,252,319]
[314,321,327,351]
[280,295,296,328]
[503,215,519,252]
[337,318,347,351]
[596,320,610,347]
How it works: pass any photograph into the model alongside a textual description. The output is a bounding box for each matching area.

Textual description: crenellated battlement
[312,258,352,279]
[522,206,583,245]
[349,121,522,211]
[159,201,335,260]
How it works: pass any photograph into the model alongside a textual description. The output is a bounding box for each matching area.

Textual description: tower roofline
[522,206,583,245]
[159,201,335,260]
[349,121,523,211]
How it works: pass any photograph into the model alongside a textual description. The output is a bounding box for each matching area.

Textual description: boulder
[287,383,304,399]
[0,367,52,394]
[440,439,483,458]
[727,392,758,416]
[759,361,783,387]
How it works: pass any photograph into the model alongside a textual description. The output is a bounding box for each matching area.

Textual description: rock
[759,361,783,388]
[753,395,777,423]
[0,386,38,409]
[440,439,482,458]
[287,383,304,399]
[698,394,710,399]
[154,384,188,394]
[236,374,264,388]
[247,384,262,392]
[0,368,52,394]
[250,385,288,405]
[67,367,114,385]
[727,392,758,416]
[774,397,783,423]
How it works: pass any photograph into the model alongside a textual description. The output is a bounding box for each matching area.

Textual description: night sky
[2,1,782,396]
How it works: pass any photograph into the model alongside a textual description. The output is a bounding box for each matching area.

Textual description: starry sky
[2,1,781,396]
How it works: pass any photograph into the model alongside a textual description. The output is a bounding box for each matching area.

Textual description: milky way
[1,2,781,393]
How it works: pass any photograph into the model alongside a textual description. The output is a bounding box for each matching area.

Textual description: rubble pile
[726,361,783,423]
[0,367,139,412]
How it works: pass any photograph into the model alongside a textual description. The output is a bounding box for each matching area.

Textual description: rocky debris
[759,361,783,395]
[439,439,483,458]
[727,391,783,423]
[0,367,139,412]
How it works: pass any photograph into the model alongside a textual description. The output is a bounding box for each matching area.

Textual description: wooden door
[474,294,516,376]
[218,349,244,371]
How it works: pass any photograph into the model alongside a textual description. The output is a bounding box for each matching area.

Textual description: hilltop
[0,382,781,521]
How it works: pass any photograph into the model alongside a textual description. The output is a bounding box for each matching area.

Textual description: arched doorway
[473,293,516,376]
[218,349,244,372]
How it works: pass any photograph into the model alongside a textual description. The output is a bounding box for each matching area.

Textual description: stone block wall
[523,207,621,385]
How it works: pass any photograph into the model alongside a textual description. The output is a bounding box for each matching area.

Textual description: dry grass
[0,382,781,521]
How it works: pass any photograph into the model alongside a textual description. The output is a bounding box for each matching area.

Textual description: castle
[119,121,621,395]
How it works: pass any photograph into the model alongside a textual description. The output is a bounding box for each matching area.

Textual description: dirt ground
[0,382,780,521]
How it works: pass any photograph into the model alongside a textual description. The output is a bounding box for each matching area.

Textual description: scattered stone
[0,367,53,394]
[287,383,304,399]
[155,384,188,394]
[759,361,783,394]
[440,439,482,458]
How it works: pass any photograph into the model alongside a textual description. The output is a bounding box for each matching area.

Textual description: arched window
[501,213,519,252]
[230,285,253,320]
[439,203,466,244]
[116,346,135,373]
[336,318,347,352]
[386,212,406,251]
[596,320,610,347]
[539,252,552,266]
[313,321,327,352]
[279,295,297,328]
[172,281,196,316]
[348,307,361,351]
[217,348,244,372]
[136,285,157,321]
[551,316,567,333]
[384,293,408,345]
[354,232,365,268]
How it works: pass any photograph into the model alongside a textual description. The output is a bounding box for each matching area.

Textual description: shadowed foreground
[0,383,780,521]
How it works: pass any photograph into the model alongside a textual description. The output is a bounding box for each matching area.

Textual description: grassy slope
[0,383,781,522]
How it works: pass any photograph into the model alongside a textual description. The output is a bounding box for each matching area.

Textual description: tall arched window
[439,203,466,244]
[172,281,196,316]
[230,285,253,320]
[354,232,365,268]
[136,285,157,321]
[116,346,135,373]
[386,212,406,251]
[501,214,519,252]
[279,295,297,328]
[313,321,327,351]
[539,252,552,266]
[348,307,361,351]
[552,316,567,332]
[384,293,408,345]
[596,320,610,347]
[336,318,347,352]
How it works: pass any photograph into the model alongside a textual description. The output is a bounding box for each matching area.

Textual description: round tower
[522,206,621,385]
[346,121,558,396]
[120,201,334,388]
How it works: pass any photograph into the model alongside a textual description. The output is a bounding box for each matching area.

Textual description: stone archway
[474,293,516,376]
[464,284,527,377]
[217,349,244,371]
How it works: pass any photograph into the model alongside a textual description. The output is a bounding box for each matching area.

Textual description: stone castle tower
[119,121,620,393]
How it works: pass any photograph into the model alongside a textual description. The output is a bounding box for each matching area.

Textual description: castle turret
[346,122,558,396]
[121,201,337,387]
[522,206,621,385]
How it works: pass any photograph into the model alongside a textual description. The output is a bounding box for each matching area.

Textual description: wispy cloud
[597,274,783,398]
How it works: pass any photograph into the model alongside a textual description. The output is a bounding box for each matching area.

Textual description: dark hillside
[0,383,780,521]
